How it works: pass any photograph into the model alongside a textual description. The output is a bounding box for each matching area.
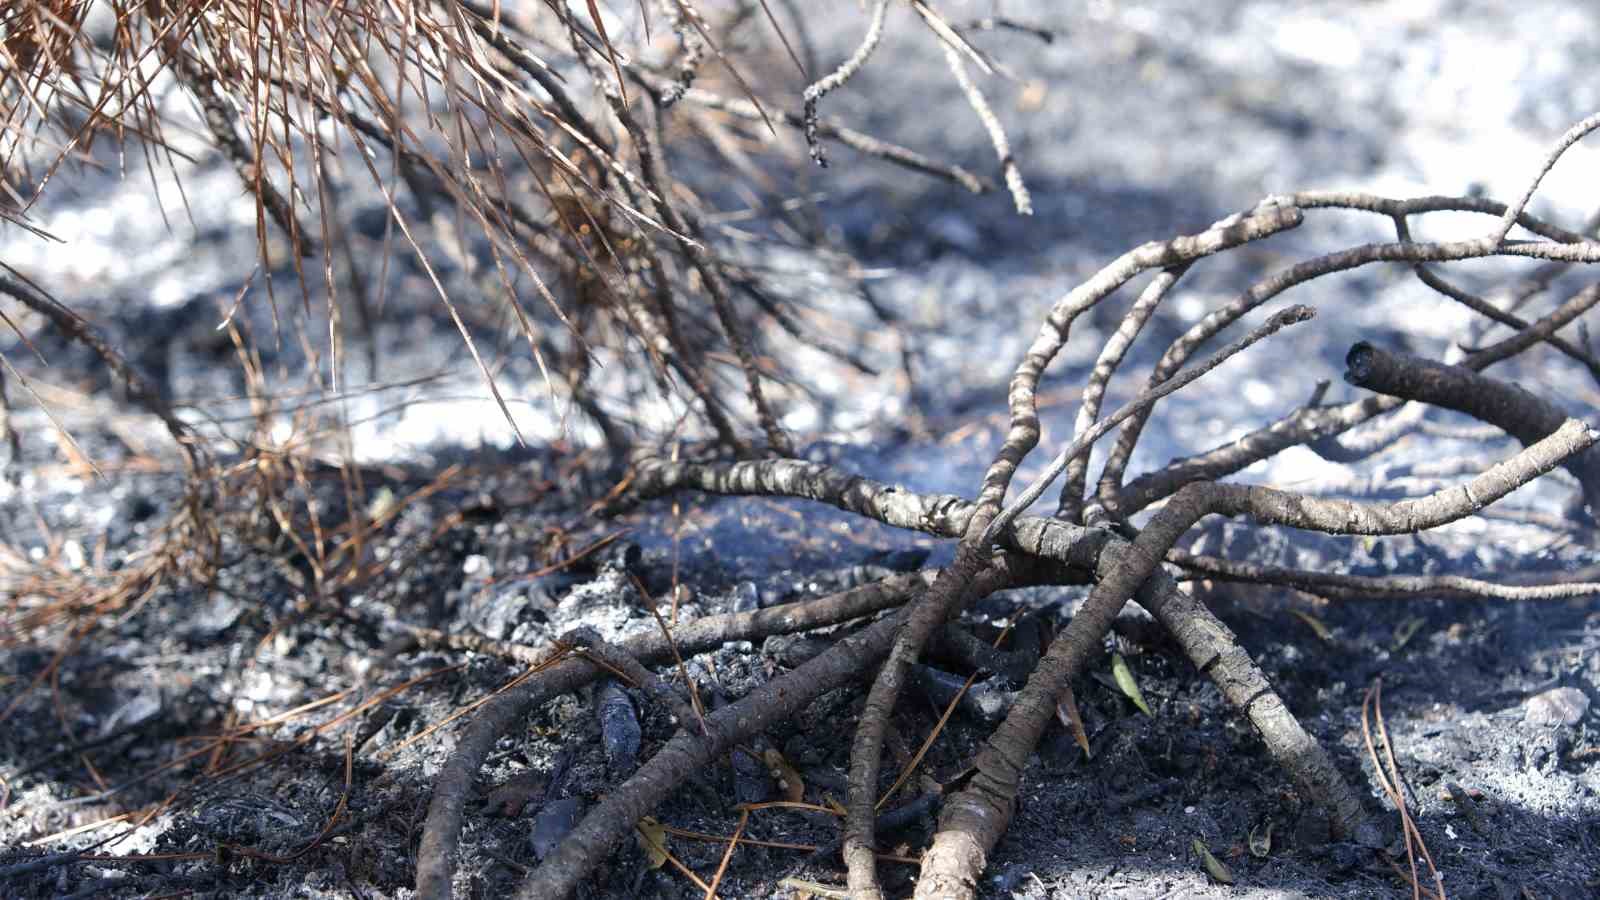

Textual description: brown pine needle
[702,807,748,900]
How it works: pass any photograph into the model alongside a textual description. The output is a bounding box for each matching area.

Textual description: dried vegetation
[3,3,1599,899]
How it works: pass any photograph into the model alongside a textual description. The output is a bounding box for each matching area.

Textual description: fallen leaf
[636,816,669,869]
[1056,683,1092,758]
[1290,609,1334,643]
[1194,838,1234,884]
[1111,653,1153,716]
[764,748,805,803]
[1391,615,1426,652]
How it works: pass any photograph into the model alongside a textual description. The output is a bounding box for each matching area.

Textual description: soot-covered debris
[6,2,1600,898]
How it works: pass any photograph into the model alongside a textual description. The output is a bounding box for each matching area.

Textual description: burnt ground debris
[1,433,1598,898]
[5,2,1600,898]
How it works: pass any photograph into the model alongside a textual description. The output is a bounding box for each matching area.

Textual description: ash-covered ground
[3,2,1599,898]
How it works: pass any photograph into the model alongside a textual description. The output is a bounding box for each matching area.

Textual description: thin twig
[801,0,891,167]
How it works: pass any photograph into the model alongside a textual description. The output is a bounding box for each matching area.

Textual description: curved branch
[915,419,1595,899]
[1099,229,1600,518]
[626,452,1367,890]
[1170,549,1600,601]
[801,0,891,166]
[1344,341,1600,512]
[1060,264,1187,522]
[519,558,1033,900]
[414,572,939,900]
[1492,111,1600,244]
[841,200,1302,898]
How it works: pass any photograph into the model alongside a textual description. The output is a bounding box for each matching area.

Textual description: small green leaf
[1193,838,1234,884]
[1391,616,1426,652]
[1111,653,1153,716]
[366,485,397,521]
[1290,609,1334,643]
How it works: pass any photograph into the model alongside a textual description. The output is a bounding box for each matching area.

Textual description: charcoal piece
[809,790,941,861]
[529,796,584,860]
[909,664,1015,724]
[709,687,772,804]
[730,580,761,612]
[928,618,1045,689]
[598,540,643,572]
[763,633,832,668]
[929,624,1008,673]
[731,742,772,805]
[1006,615,1047,670]
[870,547,931,572]
[597,679,641,776]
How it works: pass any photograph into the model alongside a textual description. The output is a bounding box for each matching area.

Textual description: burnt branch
[1492,111,1600,245]
[986,304,1315,547]
[1412,266,1600,380]
[801,0,891,167]
[638,70,992,192]
[1343,342,1600,512]
[1060,264,1188,522]
[561,627,702,734]
[935,33,1031,215]
[0,274,207,475]
[519,557,1035,899]
[608,179,1600,898]
[841,198,1302,899]
[623,449,1370,899]
[1099,213,1600,520]
[1170,549,1600,601]
[170,49,319,260]
[569,25,793,455]
[1117,276,1600,515]
[916,420,1594,899]
[415,572,941,900]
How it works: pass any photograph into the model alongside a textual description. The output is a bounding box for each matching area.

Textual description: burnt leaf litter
[3,438,1598,898]
[6,2,1600,898]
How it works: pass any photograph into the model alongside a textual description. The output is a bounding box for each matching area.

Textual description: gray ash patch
[7,1,1600,897]
[2,444,1600,897]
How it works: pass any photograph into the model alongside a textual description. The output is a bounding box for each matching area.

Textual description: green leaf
[1194,838,1234,884]
[1391,615,1426,652]
[1111,653,1153,716]
[1290,609,1334,643]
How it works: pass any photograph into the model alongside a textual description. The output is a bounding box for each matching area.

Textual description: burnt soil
[2,438,1598,899]
[5,2,1600,898]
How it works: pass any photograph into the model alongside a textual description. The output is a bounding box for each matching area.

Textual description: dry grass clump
[0,4,1034,858]
[2,0,1021,458]
[1,0,1035,667]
